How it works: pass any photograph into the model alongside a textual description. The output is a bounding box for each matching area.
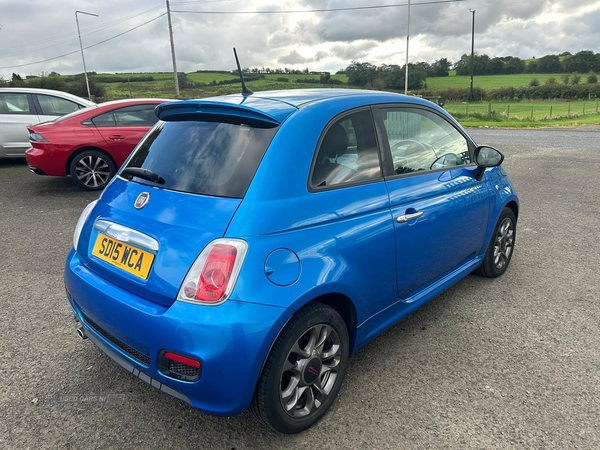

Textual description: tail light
[177,239,248,305]
[73,200,98,252]
[29,131,48,142]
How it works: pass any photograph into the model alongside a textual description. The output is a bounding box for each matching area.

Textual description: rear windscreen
[124,121,278,198]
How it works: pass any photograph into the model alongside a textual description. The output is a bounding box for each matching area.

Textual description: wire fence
[445,100,600,121]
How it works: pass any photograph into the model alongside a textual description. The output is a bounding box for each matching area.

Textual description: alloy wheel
[494,217,514,270]
[279,324,342,418]
[75,155,111,188]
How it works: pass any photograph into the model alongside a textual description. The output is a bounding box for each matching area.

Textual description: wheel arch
[257,291,358,382]
[505,200,519,222]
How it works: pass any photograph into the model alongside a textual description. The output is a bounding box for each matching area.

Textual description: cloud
[329,41,378,60]
[278,50,313,64]
[0,0,599,78]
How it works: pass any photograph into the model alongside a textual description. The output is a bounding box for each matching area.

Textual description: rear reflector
[164,351,201,368]
[158,350,202,382]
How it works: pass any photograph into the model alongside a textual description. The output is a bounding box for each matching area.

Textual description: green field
[91,70,600,128]
[95,72,175,81]
[446,100,600,127]
[426,73,564,89]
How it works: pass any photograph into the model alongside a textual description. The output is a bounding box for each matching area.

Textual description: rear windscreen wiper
[121,167,165,184]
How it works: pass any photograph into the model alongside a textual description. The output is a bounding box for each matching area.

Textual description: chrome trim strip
[93,219,159,251]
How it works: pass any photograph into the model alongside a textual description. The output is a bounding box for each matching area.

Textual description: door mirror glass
[430,152,462,170]
[475,146,504,168]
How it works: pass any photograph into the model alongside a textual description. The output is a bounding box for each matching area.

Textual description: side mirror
[473,146,504,181]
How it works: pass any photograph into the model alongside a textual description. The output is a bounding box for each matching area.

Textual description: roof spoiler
[155,101,281,128]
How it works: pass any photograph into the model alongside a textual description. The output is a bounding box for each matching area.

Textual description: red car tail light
[29,131,48,142]
[177,239,248,305]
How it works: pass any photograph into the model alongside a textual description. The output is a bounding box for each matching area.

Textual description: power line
[171,0,465,15]
[0,13,166,70]
[0,4,165,58]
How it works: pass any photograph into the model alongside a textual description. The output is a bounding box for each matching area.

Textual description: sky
[1,0,599,78]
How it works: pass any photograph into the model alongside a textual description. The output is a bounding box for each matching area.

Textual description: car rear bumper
[64,249,290,416]
[25,146,67,176]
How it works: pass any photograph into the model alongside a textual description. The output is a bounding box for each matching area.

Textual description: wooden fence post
[550,105,552,119]
[531,106,534,120]
[487,103,491,116]
[466,103,469,115]
[596,99,598,113]
[583,103,586,115]
[507,105,510,118]
[567,104,570,117]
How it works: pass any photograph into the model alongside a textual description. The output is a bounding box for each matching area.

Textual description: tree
[319,73,331,84]
[561,73,570,84]
[487,57,504,75]
[588,71,598,84]
[526,60,539,73]
[537,55,562,73]
[503,56,526,74]
[544,77,557,86]
[345,61,377,86]
[431,58,452,77]
[11,73,22,81]
[562,51,596,73]
[529,78,539,87]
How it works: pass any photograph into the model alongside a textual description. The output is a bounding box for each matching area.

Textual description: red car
[26,98,170,190]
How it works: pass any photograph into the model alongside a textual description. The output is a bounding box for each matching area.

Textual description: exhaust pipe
[77,327,87,340]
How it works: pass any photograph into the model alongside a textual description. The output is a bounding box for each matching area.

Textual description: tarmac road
[0,126,599,449]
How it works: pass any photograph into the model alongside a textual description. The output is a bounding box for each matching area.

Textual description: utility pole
[404,0,411,95]
[166,0,180,98]
[75,10,98,101]
[469,9,475,102]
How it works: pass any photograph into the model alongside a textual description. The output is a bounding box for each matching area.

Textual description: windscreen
[123,121,278,198]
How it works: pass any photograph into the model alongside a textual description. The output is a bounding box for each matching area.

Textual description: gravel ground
[0,126,599,449]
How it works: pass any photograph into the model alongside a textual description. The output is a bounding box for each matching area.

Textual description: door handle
[396,211,424,223]
[109,135,125,140]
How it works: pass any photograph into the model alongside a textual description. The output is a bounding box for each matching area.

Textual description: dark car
[66,89,519,433]
[26,98,170,190]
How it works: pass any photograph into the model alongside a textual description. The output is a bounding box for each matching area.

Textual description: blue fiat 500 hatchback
[65,89,519,434]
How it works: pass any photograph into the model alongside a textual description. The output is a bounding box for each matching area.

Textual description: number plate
[92,233,155,280]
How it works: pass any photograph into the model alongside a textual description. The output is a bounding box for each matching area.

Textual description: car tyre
[251,303,349,434]
[477,207,516,278]
[70,149,116,191]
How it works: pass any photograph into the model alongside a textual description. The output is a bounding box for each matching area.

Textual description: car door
[0,93,40,156]
[92,104,159,167]
[374,106,492,301]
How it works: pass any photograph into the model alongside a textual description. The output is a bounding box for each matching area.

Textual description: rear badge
[135,192,150,210]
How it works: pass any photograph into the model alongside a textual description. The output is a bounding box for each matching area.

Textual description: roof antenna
[233,47,253,96]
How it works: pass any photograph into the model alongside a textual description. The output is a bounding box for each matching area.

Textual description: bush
[545,77,557,86]
[570,72,581,85]
[588,71,598,84]
[529,78,539,87]
[561,74,570,85]
[276,77,289,82]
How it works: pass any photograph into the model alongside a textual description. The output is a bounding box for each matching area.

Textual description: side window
[381,108,470,175]
[0,93,31,114]
[114,105,159,127]
[91,111,116,127]
[36,94,79,116]
[311,109,381,189]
